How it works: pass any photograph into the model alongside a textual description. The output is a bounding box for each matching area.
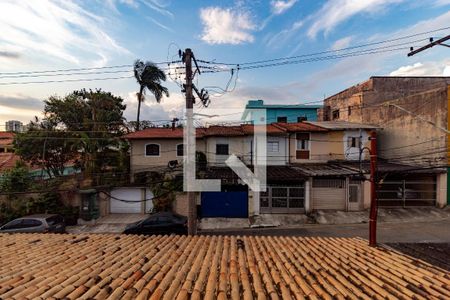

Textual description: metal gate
[377,177,436,207]
[201,191,248,218]
[260,185,305,213]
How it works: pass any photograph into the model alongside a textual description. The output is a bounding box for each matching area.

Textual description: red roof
[203,126,244,137]
[0,132,15,146]
[0,153,24,172]
[273,122,328,132]
[241,124,286,135]
[123,122,328,140]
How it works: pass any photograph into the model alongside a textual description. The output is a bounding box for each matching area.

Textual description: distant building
[241,100,322,124]
[5,120,23,132]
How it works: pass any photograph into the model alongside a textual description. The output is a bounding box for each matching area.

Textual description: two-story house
[121,121,389,221]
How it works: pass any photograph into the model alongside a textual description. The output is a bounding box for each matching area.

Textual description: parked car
[123,212,187,235]
[0,214,66,233]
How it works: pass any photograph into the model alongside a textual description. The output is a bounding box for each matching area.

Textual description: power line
[198,26,450,66]
[0,75,134,86]
[0,60,182,76]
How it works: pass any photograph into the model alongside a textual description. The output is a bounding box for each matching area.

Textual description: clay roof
[202,125,244,137]
[0,132,14,146]
[0,234,448,299]
[305,121,379,130]
[273,122,329,132]
[124,122,329,140]
[123,128,206,139]
[0,153,22,172]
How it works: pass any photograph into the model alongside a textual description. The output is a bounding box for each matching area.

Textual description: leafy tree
[0,160,32,193]
[16,89,129,183]
[133,60,169,131]
[14,122,77,178]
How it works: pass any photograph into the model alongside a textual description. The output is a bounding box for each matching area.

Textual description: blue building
[241,100,322,124]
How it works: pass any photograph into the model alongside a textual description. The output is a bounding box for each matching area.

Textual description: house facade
[318,76,450,207]
[122,121,402,220]
[242,99,322,123]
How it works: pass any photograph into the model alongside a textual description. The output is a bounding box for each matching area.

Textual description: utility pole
[184,48,197,235]
[369,131,378,246]
[407,35,450,56]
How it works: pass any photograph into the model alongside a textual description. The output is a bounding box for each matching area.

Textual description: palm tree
[133,60,169,131]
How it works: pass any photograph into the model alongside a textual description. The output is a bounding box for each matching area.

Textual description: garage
[201,185,248,218]
[110,188,153,213]
[312,178,346,210]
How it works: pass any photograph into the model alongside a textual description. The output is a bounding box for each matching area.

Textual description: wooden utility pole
[369,131,378,246]
[184,48,197,235]
[408,35,450,56]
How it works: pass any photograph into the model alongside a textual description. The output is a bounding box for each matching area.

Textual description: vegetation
[133,60,169,131]
[14,89,129,184]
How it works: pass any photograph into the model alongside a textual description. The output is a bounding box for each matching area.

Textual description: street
[200,219,450,243]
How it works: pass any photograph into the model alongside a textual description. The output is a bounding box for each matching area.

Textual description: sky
[0,0,450,129]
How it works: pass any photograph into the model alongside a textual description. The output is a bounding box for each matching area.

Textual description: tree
[16,89,129,183]
[0,160,32,193]
[14,121,78,178]
[133,60,169,131]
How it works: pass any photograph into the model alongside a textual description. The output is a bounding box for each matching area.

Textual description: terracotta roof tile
[273,122,329,132]
[0,234,449,299]
[0,132,14,146]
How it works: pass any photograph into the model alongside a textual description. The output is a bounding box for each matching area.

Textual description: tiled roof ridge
[1,234,449,299]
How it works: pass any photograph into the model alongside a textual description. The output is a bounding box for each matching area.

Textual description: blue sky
[0,0,449,127]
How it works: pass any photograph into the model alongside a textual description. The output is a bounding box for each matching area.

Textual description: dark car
[123,212,187,235]
[0,214,66,233]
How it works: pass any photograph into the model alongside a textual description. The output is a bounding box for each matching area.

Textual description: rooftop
[0,234,448,299]
[0,132,15,146]
[245,99,322,109]
[305,121,379,130]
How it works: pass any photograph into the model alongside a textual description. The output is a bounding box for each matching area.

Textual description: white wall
[343,130,370,160]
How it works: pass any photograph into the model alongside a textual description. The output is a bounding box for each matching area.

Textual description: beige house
[122,122,383,218]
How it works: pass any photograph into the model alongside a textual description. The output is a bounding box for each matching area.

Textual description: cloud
[0,94,44,110]
[140,0,173,18]
[265,20,304,48]
[0,0,131,67]
[271,0,298,15]
[200,7,256,45]
[389,61,450,76]
[307,0,404,38]
[434,0,450,6]
[147,17,173,32]
[331,36,353,50]
[0,50,20,59]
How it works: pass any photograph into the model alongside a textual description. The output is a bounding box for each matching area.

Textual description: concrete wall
[320,77,449,168]
[288,130,371,163]
[436,172,447,208]
[130,138,206,176]
[205,136,249,166]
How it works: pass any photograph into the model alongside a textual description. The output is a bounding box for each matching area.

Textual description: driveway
[67,214,146,234]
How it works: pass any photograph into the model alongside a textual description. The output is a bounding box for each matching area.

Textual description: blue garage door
[201,191,248,218]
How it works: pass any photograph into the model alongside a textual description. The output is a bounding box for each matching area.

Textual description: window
[332,109,340,120]
[296,133,309,150]
[216,144,229,155]
[145,144,160,156]
[2,219,22,230]
[22,219,42,228]
[260,185,305,213]
[176,144,184,156]
[46,215,63,225]
[296,133,310,159]
[277,116,287,123]
[297,116,307,122]
[348,106,352,116]
[347,136,361,148]
[267,141,279,153]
